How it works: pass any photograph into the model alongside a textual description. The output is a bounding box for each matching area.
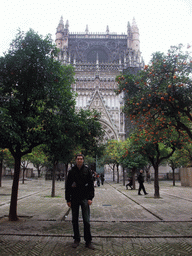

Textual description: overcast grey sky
[1,0,192,64]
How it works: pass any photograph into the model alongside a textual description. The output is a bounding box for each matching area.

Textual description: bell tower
[131,17,140,52]
[55,16,69,64]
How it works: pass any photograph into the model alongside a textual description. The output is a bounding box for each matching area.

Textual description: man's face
[76,156,84,168]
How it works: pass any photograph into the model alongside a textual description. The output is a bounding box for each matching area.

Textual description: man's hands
[67,200,92,207]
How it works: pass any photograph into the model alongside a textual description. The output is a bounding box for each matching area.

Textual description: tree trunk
[117,164,119,183]
[64,163,68,189]
[123,167,125,186]
[51,161,57,197]
[38,166,41,178]
[0,159,3,187]
[154,165,160,198]
[22,168,25,184]
[113,165,115,182]
[64,163,68,180]
[172,167,175,186]
[132,167,136,190]
[9,154,21,221]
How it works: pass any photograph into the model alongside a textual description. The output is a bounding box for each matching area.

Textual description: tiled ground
[1,179,192,255]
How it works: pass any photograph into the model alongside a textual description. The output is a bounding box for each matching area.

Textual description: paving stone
[1,179,192,255]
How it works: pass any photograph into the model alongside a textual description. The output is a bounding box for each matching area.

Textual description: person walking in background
[93,171,97,187]
[147,171,151,184]
[96,173,100,187]
[100,173,105,185]
[65,154,95,250]
[126,176,133,190]
[137,170,148,195]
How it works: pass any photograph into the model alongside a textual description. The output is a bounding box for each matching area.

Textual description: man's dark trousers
[138,183,147,195]
[71,199,92,243]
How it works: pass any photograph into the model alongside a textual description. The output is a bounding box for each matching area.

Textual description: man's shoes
[138,193,142,195]
[145,193,148,195]
[72,240,79,248]
[85,242,95,250]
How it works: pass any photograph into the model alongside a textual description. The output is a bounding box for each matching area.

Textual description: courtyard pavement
[0,178,192,255]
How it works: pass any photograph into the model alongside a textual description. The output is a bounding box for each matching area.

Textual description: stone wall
[180,167,192,187]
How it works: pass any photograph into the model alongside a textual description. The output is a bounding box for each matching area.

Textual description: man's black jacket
[65,164,94,202]
[137,173,144,184]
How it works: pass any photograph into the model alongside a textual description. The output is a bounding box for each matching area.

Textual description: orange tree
[73,109,104,158]
[128,130,182,197]
[166,148,186,186]
[28,145,48,178]
[0,148,10,186]
[42,109,104,197]
[119,138,149,189]
[179,142,192,166]
[118,106,184,197]
[100,140,122,183]
[0,29,75,220]
[116,44,192,197]
[168,141,192,176]
[116,44,192,140]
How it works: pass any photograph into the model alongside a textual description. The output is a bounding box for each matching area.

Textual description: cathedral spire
[127,21,132,49]
[127,21,131,36]
[56,16,64,33]
[106,25,109,34]
[132,17,139,32]
[131,17,140,53]
[85,24,89,34]
[65,20,69,30]
[96,53,99,65]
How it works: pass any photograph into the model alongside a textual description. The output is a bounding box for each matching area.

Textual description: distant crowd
[91,171,105,187]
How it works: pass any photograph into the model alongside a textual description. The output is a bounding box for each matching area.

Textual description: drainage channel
[162,191,192,203]
[108,183,163,221]
[1,233,192,239]
[0,188,50,207]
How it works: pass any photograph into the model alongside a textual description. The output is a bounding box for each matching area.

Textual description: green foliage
[100,140,122,167]
[115,44,192,178]
[25,145,49,172]
[173,143,192,167]
[167,149,183,171]
[119,138,148,170]
[0,148,14,169]
[116,44,192,142]
[73,109,104,158]
[0,29,75,158]
[0,29,76,220]
[128,130,177,168]
[41,108,104,167]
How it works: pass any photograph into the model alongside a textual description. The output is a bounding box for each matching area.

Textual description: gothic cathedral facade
[55,17,144,141]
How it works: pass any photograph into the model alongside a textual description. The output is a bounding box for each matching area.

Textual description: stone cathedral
[55,17,144,142]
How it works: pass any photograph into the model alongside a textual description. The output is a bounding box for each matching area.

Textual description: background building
[55,17,144,141]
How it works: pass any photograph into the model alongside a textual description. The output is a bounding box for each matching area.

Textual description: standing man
[137,170,148,195]
[65,154,95,250]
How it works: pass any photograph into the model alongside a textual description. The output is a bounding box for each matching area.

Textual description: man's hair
[75,153,84,159]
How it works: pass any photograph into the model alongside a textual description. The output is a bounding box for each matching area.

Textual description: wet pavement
[0,178,192,255]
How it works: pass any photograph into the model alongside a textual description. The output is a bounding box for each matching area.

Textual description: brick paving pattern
[0,178,192,255]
